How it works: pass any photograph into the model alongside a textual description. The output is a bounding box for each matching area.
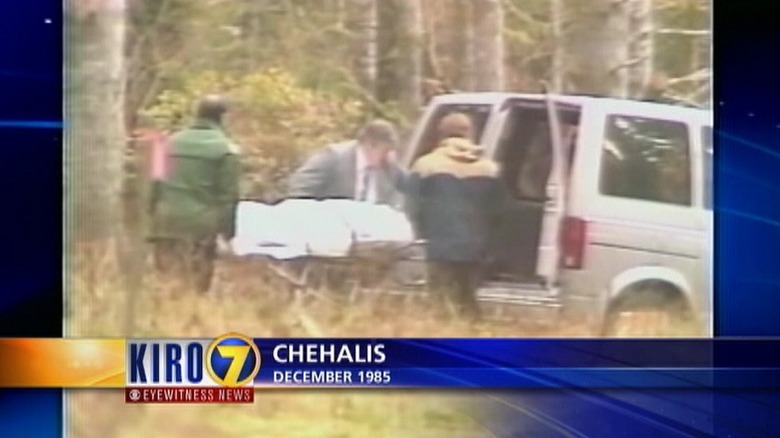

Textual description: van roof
[430,92,712,122]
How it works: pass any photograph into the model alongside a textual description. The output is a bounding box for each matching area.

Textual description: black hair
[196,95,229,123]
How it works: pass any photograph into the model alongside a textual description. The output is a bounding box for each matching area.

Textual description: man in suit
[287,119,405,209]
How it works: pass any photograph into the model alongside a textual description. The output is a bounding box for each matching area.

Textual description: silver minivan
[401,92,713,337]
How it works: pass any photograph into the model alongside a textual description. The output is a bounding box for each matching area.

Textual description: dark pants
[152,237,217,293]
[427,261,482,321]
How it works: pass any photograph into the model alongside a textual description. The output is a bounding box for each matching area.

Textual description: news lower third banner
[0,335,779,403]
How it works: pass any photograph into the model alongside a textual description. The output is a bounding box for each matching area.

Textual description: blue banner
[250,339,780,388]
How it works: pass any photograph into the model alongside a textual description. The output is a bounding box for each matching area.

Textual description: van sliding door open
[487,95,579,288]
[536,84,569,288]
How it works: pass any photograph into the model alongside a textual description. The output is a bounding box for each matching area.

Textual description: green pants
[152,237,217,293]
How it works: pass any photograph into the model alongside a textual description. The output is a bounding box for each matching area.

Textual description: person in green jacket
[148,95,241,293]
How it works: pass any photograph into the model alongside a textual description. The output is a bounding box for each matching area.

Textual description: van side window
[599,115,692,206]
[702,126,713,209]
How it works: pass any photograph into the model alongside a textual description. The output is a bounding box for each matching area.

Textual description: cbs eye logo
[205,333,261,387]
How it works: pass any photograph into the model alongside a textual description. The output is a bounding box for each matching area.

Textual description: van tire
[601,285,702,338]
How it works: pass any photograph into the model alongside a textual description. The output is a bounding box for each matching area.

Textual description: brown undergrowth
[65,242,596,437]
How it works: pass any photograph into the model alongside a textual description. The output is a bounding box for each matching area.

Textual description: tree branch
[667,68,710,85]
[655,28,710,36]
[684,81,710,103]
[502,0,545,27]
[333,66,396,121]
[609,56,650,74]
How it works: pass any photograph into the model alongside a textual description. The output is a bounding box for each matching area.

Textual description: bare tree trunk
[471,0,505,91]
[450,0,475,90]
[248,0,263,71]
[335,0,347,29]
[696,32,711,105]
[420,0,439,80]
[376,0,400,104]
[376,0,423,119]
[551,0,564,93]
[66,0,127,243]
[348,0,378,94]
[65,2,129,435]
[404,0,424,114]
[627,0,655,98]
[560,0,631,97]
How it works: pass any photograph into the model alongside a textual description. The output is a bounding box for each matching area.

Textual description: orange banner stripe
[0,339,126,388]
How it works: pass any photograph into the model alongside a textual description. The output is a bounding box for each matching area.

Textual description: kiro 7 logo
[127,333,261,387]
[206,334,261,387]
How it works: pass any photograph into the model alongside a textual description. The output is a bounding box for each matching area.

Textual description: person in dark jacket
[406,113,504,322]
[148,95,241,293]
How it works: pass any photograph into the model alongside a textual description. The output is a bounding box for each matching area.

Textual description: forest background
[64,1,710,436]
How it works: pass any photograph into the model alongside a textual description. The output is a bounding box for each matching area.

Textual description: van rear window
[599,115,692,206]
[410,104,492,160]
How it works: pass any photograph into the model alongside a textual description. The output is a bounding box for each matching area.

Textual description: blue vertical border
[711,0,780,337]
[0,2,63,438]
[709,3,780,434]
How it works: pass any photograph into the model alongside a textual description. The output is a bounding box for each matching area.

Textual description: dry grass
[65,244,596,438]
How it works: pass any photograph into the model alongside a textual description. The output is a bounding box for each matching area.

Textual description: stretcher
[223,199,428,302]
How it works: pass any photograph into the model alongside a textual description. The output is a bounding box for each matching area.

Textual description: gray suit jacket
[287,140,406,208]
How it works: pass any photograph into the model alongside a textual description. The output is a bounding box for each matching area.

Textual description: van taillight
[561,217,587,269]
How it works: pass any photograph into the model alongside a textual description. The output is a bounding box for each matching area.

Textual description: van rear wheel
[601,289,702,338]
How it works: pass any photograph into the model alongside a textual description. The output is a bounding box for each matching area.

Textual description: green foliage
[142,68,364,199]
